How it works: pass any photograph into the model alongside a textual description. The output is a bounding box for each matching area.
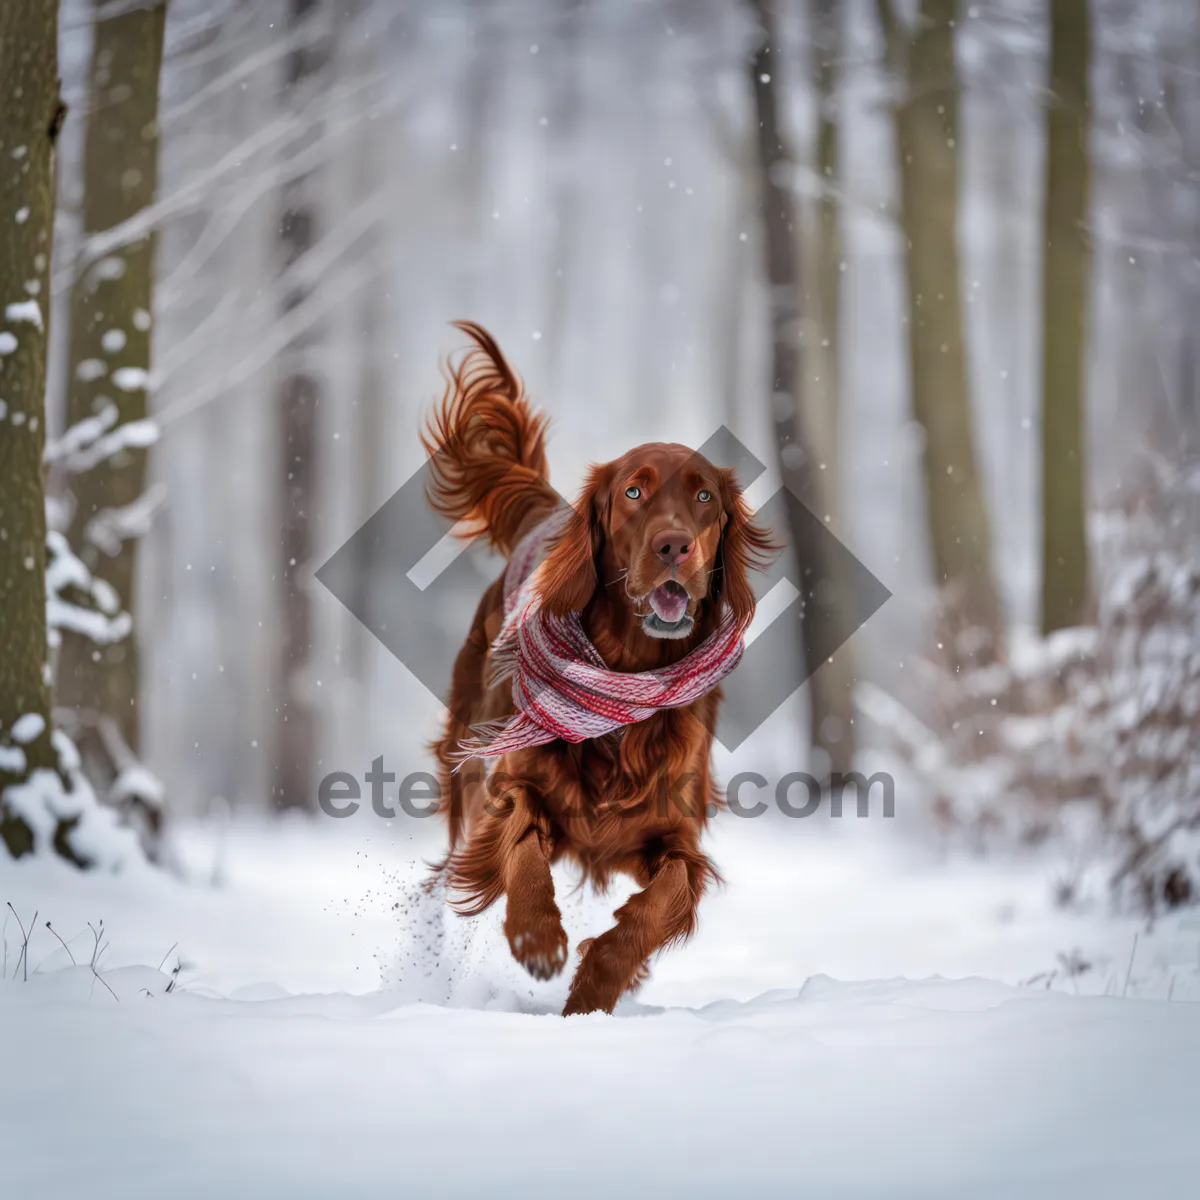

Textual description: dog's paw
[561,939,623,1015]
[561,991,604,1017]
[507,916,568,981]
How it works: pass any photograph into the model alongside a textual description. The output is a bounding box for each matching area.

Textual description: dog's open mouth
[643,580,694,639]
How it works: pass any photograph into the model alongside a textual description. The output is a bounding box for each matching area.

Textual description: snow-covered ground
[3,809,1199,1197]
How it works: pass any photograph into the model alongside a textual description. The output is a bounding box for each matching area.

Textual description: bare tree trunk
[807,0,843,519]
[348,268,384,703]
[451,0,501,313]
[746,0,856,777]
[1039,0,1093,634]
[346,11,386,727]
[1182,16,1200,454]
[715,167,751,432]
[272,0,328,812]
[56,0,166,799]
[804,0,857,774]
[543,0,586,393]
[0,0,64,853]
[1174,17,1200,454]
[690,23,752,433]
[632,18,672,422]
[878,0,1002,653]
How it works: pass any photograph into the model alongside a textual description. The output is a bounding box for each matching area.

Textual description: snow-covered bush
[860,589,1107,850]
[0,726,141,870]
[863,456,1200,914]
[1097,459,1200,911]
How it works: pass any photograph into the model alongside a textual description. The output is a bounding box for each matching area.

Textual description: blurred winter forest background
[1,0,1197,913]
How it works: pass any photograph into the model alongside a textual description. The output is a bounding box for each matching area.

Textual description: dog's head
[536,442,777,640]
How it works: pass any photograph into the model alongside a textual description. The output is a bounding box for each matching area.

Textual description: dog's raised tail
[421,321,559,557]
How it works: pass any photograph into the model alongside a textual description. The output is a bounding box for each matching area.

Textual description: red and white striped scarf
[454,510,745,762]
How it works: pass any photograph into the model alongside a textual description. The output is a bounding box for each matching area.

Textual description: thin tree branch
[875,0,906,78]
[57,69,400,289]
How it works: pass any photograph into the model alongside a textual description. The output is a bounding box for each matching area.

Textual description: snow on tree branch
[44,531,133,649]
[43,403,160,475]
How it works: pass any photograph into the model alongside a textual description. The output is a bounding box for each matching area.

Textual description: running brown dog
[424,322,775,1015]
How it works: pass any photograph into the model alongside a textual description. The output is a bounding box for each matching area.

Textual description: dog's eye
[624,486,641,500]
[697,489,713,503]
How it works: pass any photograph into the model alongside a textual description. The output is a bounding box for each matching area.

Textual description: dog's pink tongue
[648,584,689,624]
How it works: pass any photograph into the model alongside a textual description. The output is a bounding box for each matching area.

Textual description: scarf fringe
[449,713,553,769]
[483,638,518,689]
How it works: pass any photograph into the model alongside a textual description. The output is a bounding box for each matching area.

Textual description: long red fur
[420,319,559,556]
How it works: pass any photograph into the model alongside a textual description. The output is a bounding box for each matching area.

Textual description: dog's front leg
[447,781,567,981]
[502,819,568,980]
[562,849,712,1016]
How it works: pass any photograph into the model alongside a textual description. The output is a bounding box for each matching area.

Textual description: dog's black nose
[652,530,693,565]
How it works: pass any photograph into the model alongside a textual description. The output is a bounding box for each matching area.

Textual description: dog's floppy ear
[713,468,779,630]
[537,463,613,617]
